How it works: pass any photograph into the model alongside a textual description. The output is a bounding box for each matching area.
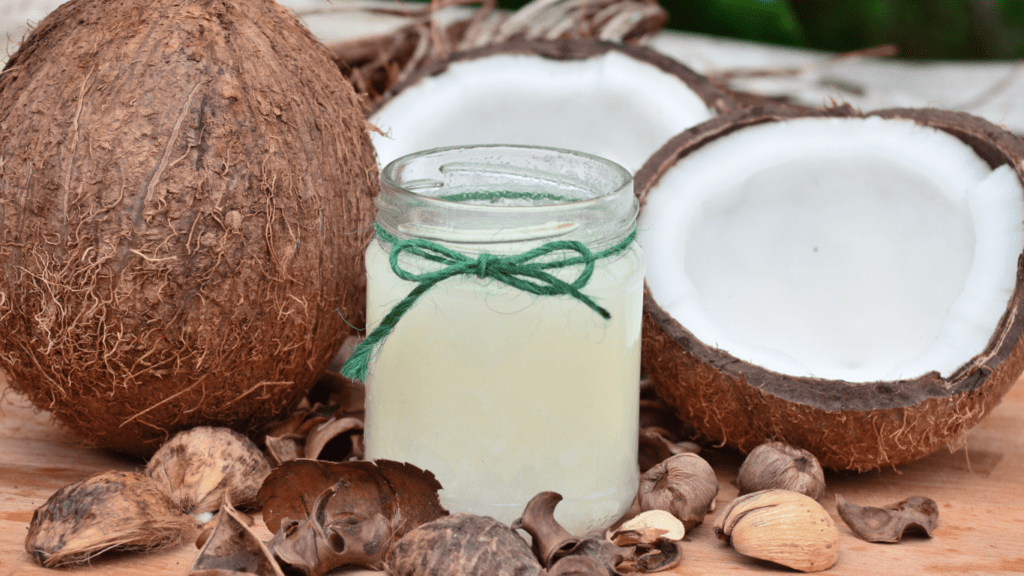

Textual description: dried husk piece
[736,442,826,500]
[25,471,196,567]
[511,491,581,567]
[638,386,701,472]
[608,511,685,574]
[190,501,284,576]
[386,513,543,576]
[511,491,628,575]
[268,484,392,574]
[304,415,364,461]
[835,494,938,543]
[543,538,628,576]
[261,372,366,465]
[610,510,686,544]
[713,489,839,573]
[146,427,271,517]
[257,459,447,572]
[637,453,719,529]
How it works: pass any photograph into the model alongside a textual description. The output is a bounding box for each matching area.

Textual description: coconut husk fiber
[0,0,379,456]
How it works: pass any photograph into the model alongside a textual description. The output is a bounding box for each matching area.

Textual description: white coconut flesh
[640,116,1024,383]
[370,51,715,173]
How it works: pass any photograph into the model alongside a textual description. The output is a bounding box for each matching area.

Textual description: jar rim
[376,144,636,247]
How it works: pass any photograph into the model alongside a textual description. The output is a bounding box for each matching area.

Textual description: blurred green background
[502,0,1024,60]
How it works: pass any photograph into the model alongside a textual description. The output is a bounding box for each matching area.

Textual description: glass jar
[362,144,644,534]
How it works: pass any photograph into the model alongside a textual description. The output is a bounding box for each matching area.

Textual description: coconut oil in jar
[360,145,644,534]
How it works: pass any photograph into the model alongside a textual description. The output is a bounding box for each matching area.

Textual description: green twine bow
[341,223,637,382]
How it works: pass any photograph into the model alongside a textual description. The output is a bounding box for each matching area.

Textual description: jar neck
[374,145,636,253]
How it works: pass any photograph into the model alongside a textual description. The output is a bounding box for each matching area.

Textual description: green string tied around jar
[341,221,637,382]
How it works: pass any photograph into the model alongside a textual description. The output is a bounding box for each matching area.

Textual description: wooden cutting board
[2,375,1023,576]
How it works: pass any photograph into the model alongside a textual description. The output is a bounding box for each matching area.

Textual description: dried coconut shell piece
[637,453,718,529]
[26,471,195,567]
[836,494,938,543]
[609,511,685,574]
[386,513,543,576]
[736,442,826,500]
[713,489,839,573]
[190,501,284,576]
[257,459,447,571]
[304,415,364,461]
[147,427,271,516]
[610,510,685,544]
[544,538,629,576]
[511,491,581,567]
[268,484,392,574]
[511,491,628,574]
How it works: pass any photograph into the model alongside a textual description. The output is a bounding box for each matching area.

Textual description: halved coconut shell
[637,103,1024,471]
[369,38,736,173]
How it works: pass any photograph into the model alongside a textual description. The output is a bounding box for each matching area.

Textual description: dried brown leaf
[836,494,938,543]
[190,501,284,576]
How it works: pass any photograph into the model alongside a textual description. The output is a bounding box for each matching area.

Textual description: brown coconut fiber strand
[0,0,379,456]
[636,104,1024,472]
[321,0,669,105]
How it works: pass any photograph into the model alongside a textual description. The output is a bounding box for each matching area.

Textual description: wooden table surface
[2,372,1023,576]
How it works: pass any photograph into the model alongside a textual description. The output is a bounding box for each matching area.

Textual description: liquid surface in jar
[363,236,644,534]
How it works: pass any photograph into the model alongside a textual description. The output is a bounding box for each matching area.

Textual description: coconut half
[637,104,1024,471]
[369,39,734,173]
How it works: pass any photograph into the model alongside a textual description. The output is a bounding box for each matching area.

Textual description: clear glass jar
[363,144,644,534]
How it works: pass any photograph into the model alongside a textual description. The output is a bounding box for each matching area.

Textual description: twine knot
[475,253,494,278]
[341,223,636,382]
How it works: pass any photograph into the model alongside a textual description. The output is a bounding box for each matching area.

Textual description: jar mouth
[377,144,636,246]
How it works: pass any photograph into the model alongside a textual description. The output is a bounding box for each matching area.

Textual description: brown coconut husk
[370,37,738,118]
[0,0,379,456]
[636,103,1024,472]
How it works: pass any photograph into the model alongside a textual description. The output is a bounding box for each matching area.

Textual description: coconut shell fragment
[191,501,285,576]
[257,459,447,543]
[736,442,825,500]
[511,491,629,575]
[26,471,196,567]
[0,0,379,457]
[268,484,393,574]
[636,453,719,529]
[386,514,543,576]
[637,103,1024,471]
[146,426,271,517]
[835,495,939,543]
[713,489,839,573]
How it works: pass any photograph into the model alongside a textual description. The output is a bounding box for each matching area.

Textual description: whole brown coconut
[637,103,1024,471]
[0,0,378,455]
